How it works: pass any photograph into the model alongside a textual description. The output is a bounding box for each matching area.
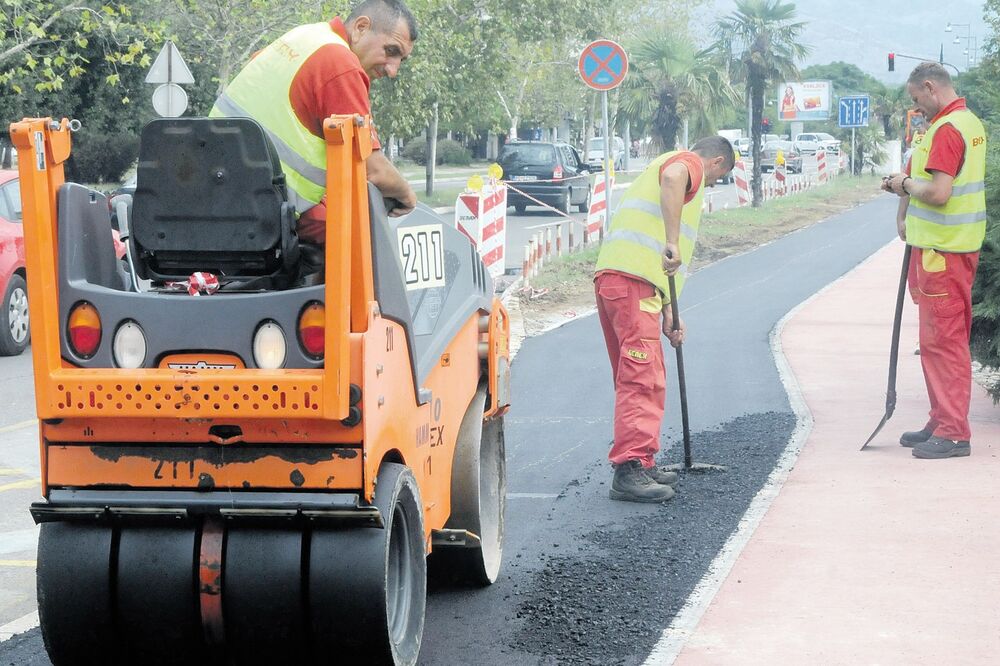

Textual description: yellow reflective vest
[595,151,705,301]
[210,23,351,214]
[906,107,987,253]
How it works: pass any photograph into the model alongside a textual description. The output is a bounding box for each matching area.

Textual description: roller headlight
[112,321,147,368]
[253,321,286,369]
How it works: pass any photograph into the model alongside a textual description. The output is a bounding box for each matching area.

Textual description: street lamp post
[945,22,977,69]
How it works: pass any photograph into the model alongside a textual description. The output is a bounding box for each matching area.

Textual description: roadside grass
[525,174,885,299]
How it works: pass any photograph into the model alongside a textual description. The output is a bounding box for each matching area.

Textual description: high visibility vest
[595,151,705,301]
[906,108,987,253]
[210,23,351,214]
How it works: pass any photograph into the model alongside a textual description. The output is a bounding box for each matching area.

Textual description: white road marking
[506,493,560,499]
[642,244,890,664]
[0,469,28,476]
[0,420,37,435]
[0,611,39,642]
[0,560,34,567]
[0,527,39,556]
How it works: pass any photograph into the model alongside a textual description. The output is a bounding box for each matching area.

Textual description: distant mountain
[693,0,988,84]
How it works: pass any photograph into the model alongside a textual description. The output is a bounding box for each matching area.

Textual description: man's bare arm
[660,161,689,274]
[366,150,418,216]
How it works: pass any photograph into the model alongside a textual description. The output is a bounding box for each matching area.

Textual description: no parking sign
[578,40,628,91]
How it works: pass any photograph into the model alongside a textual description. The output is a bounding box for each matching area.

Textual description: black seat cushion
[131,117,295,280]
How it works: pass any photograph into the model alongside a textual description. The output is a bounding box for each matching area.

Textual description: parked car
[795,132,841,154]
[734,137,752,157]
[584,135,625,172]
[499,141,592,215]
[793,138,821,155]
[0,170,27,355]
[760,140,803,173]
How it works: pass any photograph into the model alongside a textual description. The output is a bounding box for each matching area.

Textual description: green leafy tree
[714,0,809,207]
[1,1,156,93]
[621,31,737,151]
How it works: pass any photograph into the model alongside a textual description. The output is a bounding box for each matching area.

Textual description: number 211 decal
[397,224,446,291]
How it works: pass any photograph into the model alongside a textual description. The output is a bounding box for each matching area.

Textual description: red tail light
[298,302,325,358]
[68,302,102,358]
[553,165,564,180]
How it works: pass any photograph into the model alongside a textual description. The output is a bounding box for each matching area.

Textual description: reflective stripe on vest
[595,151,705,300]
[210,23,352,213]
[906,108,987,253]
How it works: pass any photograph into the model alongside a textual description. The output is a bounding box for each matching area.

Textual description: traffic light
[888,52,895,71]
[761,117,771,132]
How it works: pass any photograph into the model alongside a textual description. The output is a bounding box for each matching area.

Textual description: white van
[585,136,625,171]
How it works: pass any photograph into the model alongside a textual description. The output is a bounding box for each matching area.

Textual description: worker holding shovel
[594,136,735,502]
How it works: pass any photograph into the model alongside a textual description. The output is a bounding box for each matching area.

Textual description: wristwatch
[900,176,912,195]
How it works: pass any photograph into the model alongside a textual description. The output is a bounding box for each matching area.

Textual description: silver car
[760,140,803,173]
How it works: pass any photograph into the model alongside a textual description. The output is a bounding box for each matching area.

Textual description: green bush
[67,131,139,184]
[401,137,472,166]
[971,125,1000,399]
[402,137,429,165]
[437,138,471,166]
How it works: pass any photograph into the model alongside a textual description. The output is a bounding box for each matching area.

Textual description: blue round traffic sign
[578,40,629,91]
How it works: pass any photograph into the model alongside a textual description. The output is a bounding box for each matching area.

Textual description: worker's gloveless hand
[388,188,418,217]
[662,308,686,348]
[661,242,681,275]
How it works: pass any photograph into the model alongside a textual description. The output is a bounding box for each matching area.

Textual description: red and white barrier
[816,150,828,185]
[585,173,614,243]
[455,183,507,279]
[774,164,787,195]
[734,160,751,207]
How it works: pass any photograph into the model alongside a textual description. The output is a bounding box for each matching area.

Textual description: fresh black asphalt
[0,195,898,666]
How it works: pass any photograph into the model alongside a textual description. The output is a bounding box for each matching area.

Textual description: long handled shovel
[860,243,913,450]
[666,269,725,472]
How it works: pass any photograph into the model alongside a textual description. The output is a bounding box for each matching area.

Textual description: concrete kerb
[641,239,896,665]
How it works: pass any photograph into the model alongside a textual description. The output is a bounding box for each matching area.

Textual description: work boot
[899,427,934,448]
[609,460,675,503]
[912,436,971,459]
[645,466,679,486]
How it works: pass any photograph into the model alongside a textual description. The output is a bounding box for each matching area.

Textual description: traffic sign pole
[851,127,856,176]
[602,91,611,239]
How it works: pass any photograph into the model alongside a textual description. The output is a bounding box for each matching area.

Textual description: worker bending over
[595,136,735,503]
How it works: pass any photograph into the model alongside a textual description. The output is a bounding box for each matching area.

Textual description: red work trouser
[907,247,979,441]
[595,272,666,467]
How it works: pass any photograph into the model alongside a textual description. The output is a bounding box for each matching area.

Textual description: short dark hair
[908,62,951,87]
[348,0,418,41]
[692,136,736,171]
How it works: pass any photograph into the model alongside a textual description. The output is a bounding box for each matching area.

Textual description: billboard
[777,81,832,121]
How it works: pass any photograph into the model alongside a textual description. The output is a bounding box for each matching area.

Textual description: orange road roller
[9,114,510,665]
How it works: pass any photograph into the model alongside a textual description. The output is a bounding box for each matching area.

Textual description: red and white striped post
[734,159,751,207]
[586,172,614,244]
[556,223,563,257]
[817,150,828,185]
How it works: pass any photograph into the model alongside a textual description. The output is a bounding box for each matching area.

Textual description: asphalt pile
[511,411,797,665]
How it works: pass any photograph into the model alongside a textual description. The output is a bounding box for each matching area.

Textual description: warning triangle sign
[145,41,194,85]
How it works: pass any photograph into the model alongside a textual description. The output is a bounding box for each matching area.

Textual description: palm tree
[715,0,809,206]
[620,31,739,152]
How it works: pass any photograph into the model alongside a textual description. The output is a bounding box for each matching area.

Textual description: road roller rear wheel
[430,388,506,586]
[309,462,426,665]
[37,523,117,666]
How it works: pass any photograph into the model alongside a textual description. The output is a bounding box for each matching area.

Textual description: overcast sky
[693,0,990,85]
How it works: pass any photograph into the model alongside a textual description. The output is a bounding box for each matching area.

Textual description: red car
[0,169,27,355]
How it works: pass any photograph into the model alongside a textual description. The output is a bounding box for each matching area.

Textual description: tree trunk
[750,80,764,208]
[426,102,438,197]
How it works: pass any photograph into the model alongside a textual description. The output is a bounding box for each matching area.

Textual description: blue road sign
[839,95,870,128]
[578,40,628,91]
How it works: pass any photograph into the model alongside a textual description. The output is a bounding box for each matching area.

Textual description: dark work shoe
[912,436,971,459]
[645,466,679,486]
[609,460,675,503]
[899,427,934,448]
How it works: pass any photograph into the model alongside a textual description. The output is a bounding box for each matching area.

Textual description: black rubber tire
[577,189,591,213]
[555,190,570,215]
[0,273,28,356]
[430,389,506,586]
[224,527,308,666]
[309,463,426,665]
[37,523,117,666]
[116,526,205,665]
[514,204,526,215]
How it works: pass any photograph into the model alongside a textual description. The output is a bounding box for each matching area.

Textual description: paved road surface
[0,194,897,664]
